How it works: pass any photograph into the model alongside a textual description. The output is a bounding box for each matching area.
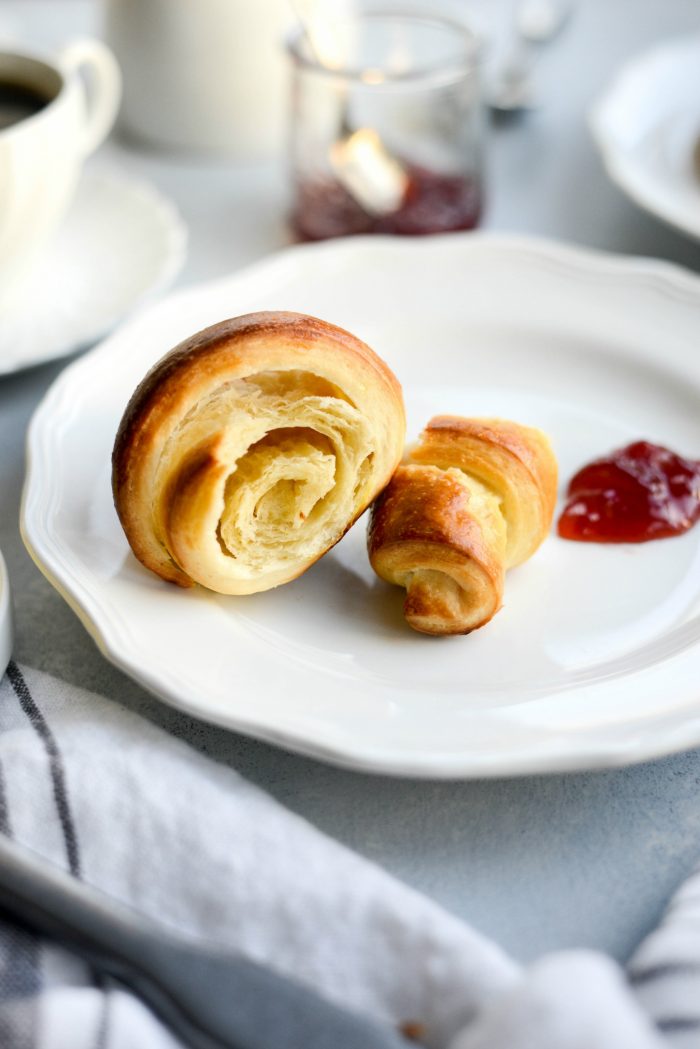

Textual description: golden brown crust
[368,465,502,573]
[368,416,558,635]
[113,312,402,482]
[112,311,405,594]
[369,465,506,635]
[408,416,558,568]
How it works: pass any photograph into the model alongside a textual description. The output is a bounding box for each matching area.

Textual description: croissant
[368,417,557,635]
[112,312,405,594]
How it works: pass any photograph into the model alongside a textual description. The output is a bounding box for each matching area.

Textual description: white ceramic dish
[0,549,13,679]
[21,234,700,778]
[590,37,700,242]
[0,168,186,376]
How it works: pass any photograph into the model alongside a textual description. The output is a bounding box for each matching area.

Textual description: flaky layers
[113,312,405,594]
[368,417,557,635]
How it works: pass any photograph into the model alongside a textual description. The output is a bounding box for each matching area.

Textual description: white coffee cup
[103,0,290,158]
[0,41,121,314]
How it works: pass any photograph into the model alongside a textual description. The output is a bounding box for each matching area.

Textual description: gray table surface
[3,0,700,967]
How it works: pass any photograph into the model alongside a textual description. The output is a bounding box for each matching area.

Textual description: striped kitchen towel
[0,661,696,1049]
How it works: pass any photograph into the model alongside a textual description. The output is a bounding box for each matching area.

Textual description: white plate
[0,168,187,375]
[21,234,700,777]
[590,37,700,242]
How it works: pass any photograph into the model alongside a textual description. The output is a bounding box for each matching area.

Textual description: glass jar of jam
[287,10,484,241]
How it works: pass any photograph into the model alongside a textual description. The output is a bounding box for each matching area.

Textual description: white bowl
[590,36,700,242]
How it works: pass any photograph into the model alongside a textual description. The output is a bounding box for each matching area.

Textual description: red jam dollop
[292,163,482,242]
[558,440,700,543]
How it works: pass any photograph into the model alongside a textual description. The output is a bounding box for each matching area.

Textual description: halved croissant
[113,312,405,594]
[368,417,557,635]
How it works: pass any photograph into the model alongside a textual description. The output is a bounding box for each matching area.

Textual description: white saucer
[0,168,187,376]
[590,37,700,242]
[0,549,12,680]
[21,235,700,778]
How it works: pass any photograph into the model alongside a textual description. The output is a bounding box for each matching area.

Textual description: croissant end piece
[368,417,558,635]
[112,312,405,595]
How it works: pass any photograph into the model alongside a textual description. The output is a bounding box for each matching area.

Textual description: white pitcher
[103,0,292,158]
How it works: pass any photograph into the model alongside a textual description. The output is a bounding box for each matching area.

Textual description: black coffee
[0,81,50,130]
